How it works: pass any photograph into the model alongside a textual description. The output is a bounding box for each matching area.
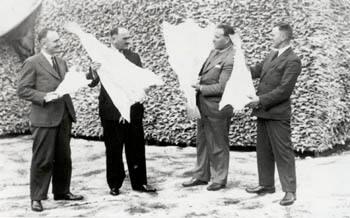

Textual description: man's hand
[87,66,99,80]
[245,94,260,109]
[91,62,101,72]
[119,116,126,124]
[44,92,60,102]
[191,83,200,91]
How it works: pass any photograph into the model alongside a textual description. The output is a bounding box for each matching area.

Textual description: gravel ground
[0,136,349,217]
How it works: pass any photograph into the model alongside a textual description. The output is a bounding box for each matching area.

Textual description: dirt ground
[0,136,349,217]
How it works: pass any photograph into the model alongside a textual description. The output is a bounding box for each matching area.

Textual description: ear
[280,32,288,42]
[225,36,231,44]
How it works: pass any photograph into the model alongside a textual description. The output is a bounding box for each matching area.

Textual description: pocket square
[215,64,222,68]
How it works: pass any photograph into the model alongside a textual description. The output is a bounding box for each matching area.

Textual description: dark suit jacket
[89,49,143,121]
[250,47,302,120]
[17,53,76,127]
[196,46,234,118]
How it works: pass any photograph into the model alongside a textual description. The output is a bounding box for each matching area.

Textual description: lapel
[37,53,61,80]
[261,47,293,79]
[201,46,232,75]
[199,50,215,75]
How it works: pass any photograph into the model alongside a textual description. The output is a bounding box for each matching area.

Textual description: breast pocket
[204,65,222,83]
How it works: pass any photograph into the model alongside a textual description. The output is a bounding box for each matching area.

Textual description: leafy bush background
[1,0,349,153]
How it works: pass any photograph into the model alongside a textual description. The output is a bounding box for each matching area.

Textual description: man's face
[42,31,60,54]
[111,28,131,50]
[213,28,229,50]
[271,27,286,49]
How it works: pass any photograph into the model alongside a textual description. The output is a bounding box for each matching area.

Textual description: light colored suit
[193,45,234,185]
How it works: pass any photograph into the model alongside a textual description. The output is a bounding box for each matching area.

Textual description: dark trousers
[30,112,72,200]
[256,118,296,192]
[100,104,147,190]
[193,115,231,185]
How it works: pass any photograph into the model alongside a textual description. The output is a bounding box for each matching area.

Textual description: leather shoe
[207,183,225,191]
[134,184,157,193]
[280,192,296,206]
[31,200,43,212]
[54,192,84,201]
[110,188,120,196]
[182,178,208,187]
[245,185,275,195]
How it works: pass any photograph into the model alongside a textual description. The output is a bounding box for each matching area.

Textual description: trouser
[256,118,296,192]
[30,112,72,200]
[193,115,231,185]
[101,103,147,190]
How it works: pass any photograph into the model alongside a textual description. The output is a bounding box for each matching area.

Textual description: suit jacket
[196,46,234,118]
[17,52,76,127]
[250,47,302,120]
[89,49,144,121]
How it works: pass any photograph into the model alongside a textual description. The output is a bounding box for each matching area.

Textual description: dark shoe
[109,188,120,196]
[182,178,208,187]
[280,192,296,206]
[207,183,225,191]
[134,184,157,193]
[245,185,276,195]
[54,192,84,201]
[31,200,43,212]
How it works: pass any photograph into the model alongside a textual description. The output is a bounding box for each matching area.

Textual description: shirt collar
[41,50,52,65]
[215,44,233,54]
[277,45,291,57]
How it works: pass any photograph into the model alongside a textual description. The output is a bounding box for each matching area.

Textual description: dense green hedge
[1,0,349,153]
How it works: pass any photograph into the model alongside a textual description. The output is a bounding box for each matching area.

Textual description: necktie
[51,56,61,78]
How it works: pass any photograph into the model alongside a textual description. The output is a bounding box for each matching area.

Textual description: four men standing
[17,22,301,212]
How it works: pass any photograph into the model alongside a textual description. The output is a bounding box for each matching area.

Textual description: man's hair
[217,24,235,37]
[275,22,293,41]
[109,27,119,36]
[38,28,53,43]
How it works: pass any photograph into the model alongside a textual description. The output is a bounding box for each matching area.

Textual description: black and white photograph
[0,0,349,217]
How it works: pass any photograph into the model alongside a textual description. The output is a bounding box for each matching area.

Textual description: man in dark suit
[17,28,83,212]
[245,23,301,206]
[182,24,234,191]
[87,27,156,196]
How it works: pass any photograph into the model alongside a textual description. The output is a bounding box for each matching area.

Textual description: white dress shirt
[41,50,53,66]
[277,45,291,57]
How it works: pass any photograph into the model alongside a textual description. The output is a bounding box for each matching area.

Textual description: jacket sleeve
[87,67,100,88]
[259,59,302,110]
[250,54,271,79]
[200,61,233,96]
[17,60,46,106]
[250,62,263,79]
[135,53,143,68]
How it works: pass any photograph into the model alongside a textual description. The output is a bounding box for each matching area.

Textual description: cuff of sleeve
[258,95,270,110]
[35,92,47,106]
